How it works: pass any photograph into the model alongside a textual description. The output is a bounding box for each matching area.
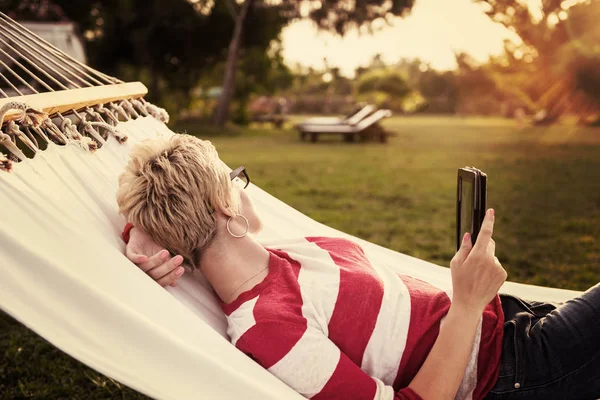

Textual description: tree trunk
[211,0,254,126]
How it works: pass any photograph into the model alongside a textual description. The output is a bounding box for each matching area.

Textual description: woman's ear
[215,187,243,218]
[216,205,233,218]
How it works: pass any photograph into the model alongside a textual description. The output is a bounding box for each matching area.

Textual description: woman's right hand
[125,226,185,287]
[450,209,507,313]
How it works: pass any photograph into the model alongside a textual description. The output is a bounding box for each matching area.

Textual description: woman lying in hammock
[116,134,600,400]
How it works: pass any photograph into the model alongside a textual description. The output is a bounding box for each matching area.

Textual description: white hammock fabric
[0,116,582,399]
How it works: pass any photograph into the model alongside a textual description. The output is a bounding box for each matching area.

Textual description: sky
[280,0,528,76]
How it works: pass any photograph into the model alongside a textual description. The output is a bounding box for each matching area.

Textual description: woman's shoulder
[262,236,368,270]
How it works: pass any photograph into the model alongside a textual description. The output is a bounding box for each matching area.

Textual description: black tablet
[456,167,487,250]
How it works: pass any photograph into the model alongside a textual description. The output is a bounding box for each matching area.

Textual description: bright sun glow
[281,0,530,76]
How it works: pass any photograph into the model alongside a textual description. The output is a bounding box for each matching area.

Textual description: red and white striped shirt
[221,237,504,400]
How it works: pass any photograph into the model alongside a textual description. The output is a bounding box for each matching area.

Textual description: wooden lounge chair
[296,104,376,128]
[298,109,393,143]
[250,113,287,128]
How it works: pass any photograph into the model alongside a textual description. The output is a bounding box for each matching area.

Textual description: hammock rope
[23,126,40,148]
[0,12,116,87]
[94,104,121,126]
[0,11,164,166]
[0,102,49,159]
[109,102,131,121]
[0,22,94,88]
[0,130,26,162]
[130,99,150,118]
[0,40,56,91]
[0,59,38,94]
[60,118,97,151]
[120,100,140,119]
[0,10,142,141]
[144,102,170,123]
[43,119,69,145]
[0,101,47,127]
[5,121,38,154]
[0,149,10,171]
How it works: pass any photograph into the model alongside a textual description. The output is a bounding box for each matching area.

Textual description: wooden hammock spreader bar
[0,82,148,123]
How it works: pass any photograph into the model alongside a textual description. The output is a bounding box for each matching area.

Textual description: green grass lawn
[1,116,599,398]
[208,116,600,290]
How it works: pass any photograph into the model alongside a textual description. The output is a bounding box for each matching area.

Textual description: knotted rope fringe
[0,151,11,172]
[23,126,41,148]
[109,102,130,121]
[144,102,170,123]
[120,100,140,119]
[0,129,27,163]
[83,107,127,144]
[43,119,70,145]
[0,98,165,171]
[60,118,98,152]
[0,101,48,170]
[94,104,120,126]
[5,121,38,154]
[78,112,128,145]
[0,101,47,129]
[130,99,150,117]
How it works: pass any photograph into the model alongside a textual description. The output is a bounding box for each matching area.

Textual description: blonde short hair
[116,134,241,267]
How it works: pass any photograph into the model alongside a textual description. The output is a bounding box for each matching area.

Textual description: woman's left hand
[125,227,185,287]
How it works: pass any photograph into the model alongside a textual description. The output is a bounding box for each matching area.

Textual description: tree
[211,0,417,126]
[417,69,458,114]
[473,0,600,123]
[356,69,411,111]
[3,0,290,120]
[301,0,415,34]
[453,53,511,116]
[6,0,417,125]
[211,0,254,126]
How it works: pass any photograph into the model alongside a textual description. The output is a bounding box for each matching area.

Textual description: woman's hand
[125,227,185,287]
[450,209,507,313]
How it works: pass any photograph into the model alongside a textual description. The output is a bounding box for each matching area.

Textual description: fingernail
[173,255,183,266]
[175,267,184,276]
[463,232,470,243]
[488,209,494,217]
[161,250,169,259]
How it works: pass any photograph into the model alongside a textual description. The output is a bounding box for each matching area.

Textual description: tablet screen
[460,178,474,240]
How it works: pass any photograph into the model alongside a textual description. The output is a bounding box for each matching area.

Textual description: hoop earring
[226,214,249,238]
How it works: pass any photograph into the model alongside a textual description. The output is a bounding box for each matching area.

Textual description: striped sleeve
[236,321,424,400]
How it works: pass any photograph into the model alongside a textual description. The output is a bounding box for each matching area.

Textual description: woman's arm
[408,209,506,399]
[407,303,481,399]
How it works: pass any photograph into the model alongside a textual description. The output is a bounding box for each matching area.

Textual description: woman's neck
[197,217,270,304]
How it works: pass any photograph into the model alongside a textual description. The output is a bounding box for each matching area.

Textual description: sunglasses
[229,165,250,189]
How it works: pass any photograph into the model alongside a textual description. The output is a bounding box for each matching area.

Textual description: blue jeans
[485,283,600,400]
